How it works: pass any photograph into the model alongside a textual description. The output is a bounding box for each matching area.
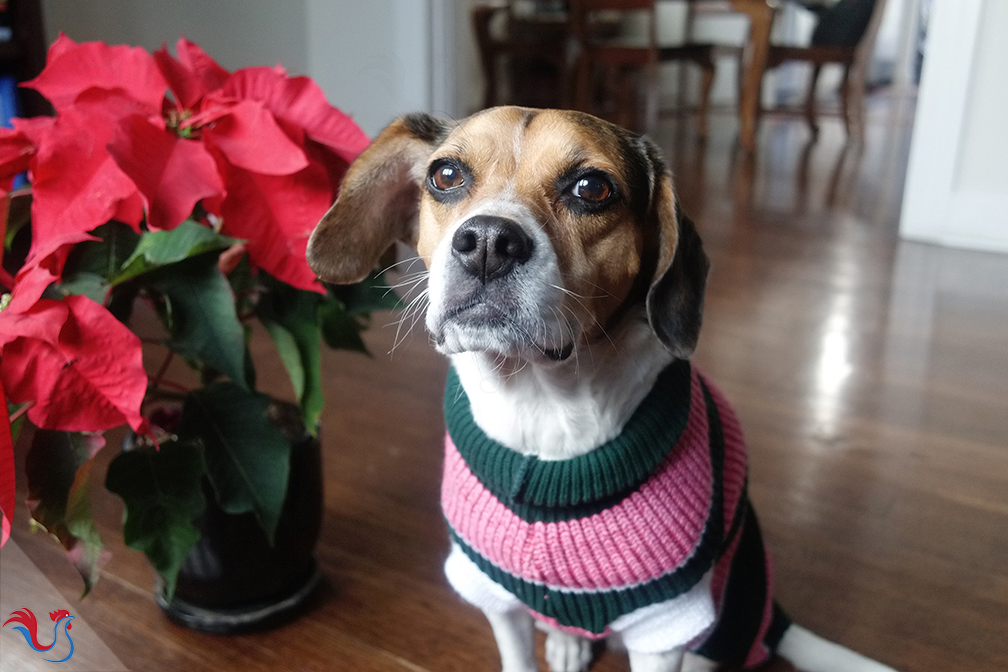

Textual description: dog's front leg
[543,627,593,672]
[628,648,686,672]
[484,607,539,672]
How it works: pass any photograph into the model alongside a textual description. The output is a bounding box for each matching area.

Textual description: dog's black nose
[451,216,532,284]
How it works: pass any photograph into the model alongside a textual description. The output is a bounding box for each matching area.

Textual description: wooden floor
[7,91,1008,672]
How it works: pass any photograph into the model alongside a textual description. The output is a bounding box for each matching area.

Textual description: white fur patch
[451,313,672,459]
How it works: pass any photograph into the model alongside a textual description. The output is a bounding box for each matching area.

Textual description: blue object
[0,74,28,188]
[0,75,17,128]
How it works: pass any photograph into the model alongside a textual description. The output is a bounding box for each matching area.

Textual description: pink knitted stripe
[443,368,713,591]
[443,451,531,572]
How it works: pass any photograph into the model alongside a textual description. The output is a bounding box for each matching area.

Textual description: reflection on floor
[8,90,1008,672]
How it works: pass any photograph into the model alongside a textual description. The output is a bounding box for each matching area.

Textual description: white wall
[41,0,445,138]
[43,0,309,76]
[953,1,1008,197]
[304,0,433,136]
[899,0,1008,253]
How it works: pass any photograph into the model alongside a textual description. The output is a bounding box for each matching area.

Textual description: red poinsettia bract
[0,36,369,547]
[2,34,369,286]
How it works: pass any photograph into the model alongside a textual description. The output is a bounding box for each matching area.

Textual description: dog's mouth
[433,298,574,362]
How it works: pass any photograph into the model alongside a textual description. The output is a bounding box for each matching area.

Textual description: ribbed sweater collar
[444,359,693,509]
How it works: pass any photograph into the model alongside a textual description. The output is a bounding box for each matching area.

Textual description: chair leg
[839,64,864,142]
[697,61,715,139]
[805,63,822,138]
[843,63,866,144]
[560,41,578,109]
[643,60,659,133]
[616,66,638,130]
[574,49,593,114]
[472,6,498,109]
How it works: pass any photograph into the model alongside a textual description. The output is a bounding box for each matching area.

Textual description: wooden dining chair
[569,0,717,136]
[472,1,572,110]
[764,0,889,141]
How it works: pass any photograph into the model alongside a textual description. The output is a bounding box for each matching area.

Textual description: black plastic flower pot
[154,427,324,634]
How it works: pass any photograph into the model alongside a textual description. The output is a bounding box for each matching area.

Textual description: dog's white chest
[450,319,673,460]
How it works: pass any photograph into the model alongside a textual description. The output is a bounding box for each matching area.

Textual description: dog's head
[307,107,709,363]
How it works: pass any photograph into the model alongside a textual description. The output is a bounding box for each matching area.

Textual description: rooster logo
[3,607,76,663]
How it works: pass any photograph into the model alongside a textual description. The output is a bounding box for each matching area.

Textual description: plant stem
[151,351,175,390]
[8,401,34,423]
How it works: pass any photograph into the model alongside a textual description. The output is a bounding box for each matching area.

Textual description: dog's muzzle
[426,213,574,362]
[451,215,533,284]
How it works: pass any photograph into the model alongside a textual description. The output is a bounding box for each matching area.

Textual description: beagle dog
[306,107,897,672]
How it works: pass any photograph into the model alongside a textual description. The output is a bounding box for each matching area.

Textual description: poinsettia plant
[0,36,390,598]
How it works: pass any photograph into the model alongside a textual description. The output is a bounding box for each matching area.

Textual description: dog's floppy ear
[307,113,451,284]
[644,153,711,359]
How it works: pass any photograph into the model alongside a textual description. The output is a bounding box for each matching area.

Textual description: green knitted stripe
[486,486,646,524]
[446,378,727,634]
[443,359,692,512]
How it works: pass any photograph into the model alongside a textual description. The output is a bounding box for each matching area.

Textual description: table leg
[730,0,775,152]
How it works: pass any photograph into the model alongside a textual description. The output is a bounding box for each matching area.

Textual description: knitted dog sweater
[442,360,790,667]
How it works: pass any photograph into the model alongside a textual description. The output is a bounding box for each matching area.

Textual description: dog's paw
[680,652,718,672]
[545,629,593,672]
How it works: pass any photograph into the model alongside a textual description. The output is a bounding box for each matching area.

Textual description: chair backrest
[810,0,883,49]
[577,0,654,10]
[568,0,658,50]
[852,0,888,65]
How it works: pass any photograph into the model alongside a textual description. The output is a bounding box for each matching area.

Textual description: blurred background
[21,0,1003,254]
[3,1,1006,671]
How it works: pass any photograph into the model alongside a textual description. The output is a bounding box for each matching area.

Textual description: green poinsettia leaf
[105,440,206,602]
[241,323,257,392]
[227,254,259,320]
[7,402,27,445]
[176,382,291,543]
[63,460,106,597]
[3,191,32,250]
[257,277,323,434]
[9,415,23,446]
[25,430,108,597]
[318,296,369,355]
[61,222,140,283]
[151,258,250,390]
[327,270,401,316]
[266,323,303,395]
[112,220,241,285]
[57,271,108,303]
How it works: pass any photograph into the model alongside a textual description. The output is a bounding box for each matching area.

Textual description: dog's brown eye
[572,176,611,203]
[432,164,464,190]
